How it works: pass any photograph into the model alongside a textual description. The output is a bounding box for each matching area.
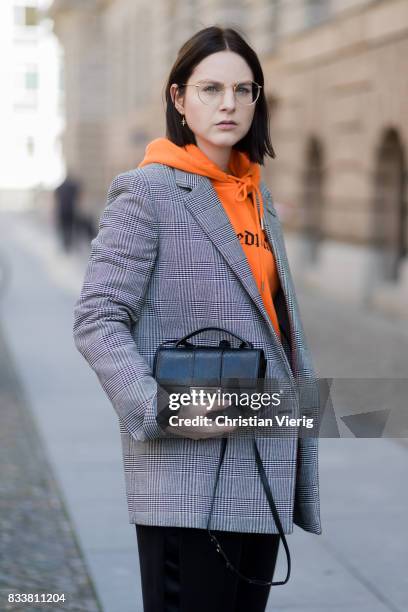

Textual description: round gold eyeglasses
[179,80,262,106]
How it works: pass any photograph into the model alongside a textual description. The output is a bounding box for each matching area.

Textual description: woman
[73,26,322,612]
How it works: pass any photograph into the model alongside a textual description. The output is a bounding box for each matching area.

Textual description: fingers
[166,398,238,439]
[166,423,238,440]
[178,400,232,420]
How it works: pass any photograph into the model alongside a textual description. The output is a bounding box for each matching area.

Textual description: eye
[236,83,252,94]
[201,82,222,93]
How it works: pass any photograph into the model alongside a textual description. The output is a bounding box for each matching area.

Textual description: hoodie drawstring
[233,176,266,294]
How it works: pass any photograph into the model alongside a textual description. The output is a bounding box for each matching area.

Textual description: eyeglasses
[179,80,262,106]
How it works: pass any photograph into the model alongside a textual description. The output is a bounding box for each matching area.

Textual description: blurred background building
[41,1,408,316]
[0,0,64,209]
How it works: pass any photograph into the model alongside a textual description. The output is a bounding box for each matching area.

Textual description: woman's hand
[165,391,237,440]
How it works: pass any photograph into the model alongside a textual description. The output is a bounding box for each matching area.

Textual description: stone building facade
[49,0,408,316]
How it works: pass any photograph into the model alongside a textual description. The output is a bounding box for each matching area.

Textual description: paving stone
[0,324,101,612]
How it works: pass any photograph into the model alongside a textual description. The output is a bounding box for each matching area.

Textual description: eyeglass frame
[178,80,262,106]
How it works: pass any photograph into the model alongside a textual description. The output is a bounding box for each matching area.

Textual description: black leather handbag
[152,326,291,586]
[153,326,266,424]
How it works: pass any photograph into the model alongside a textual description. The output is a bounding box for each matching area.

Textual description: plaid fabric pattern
[73,163,322,535]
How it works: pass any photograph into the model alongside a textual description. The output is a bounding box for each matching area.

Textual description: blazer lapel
[174,168,294,376]
[259,182,293,324]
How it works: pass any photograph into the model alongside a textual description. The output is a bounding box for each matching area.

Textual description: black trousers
[135,524,280,612]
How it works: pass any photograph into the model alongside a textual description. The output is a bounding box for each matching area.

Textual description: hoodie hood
[138,137,265,228]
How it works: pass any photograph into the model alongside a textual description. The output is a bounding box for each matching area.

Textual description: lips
[217,121,237,125]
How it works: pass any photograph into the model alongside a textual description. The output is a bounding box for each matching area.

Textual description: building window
[305,0,331,28]
[26,137,35,156]
[25,69,38,90]
[14,5,39,27]
[14,64,39,109]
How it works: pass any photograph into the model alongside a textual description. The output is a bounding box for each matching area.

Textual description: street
[0,208,407,612]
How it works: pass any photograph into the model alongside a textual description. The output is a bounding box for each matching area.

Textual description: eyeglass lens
[197,81,260,105]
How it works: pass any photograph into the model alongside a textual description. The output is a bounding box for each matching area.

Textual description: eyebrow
[197,79,253,84]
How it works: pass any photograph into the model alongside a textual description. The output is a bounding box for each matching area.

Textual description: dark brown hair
[164,26,275,164]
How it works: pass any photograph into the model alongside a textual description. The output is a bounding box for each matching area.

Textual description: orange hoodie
[138,137,282,340]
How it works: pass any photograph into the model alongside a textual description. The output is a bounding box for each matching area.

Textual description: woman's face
[171,51,257,157]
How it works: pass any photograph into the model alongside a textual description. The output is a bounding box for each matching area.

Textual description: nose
[219,85,236,110]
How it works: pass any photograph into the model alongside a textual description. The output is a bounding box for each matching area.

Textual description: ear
[170,83,184,114]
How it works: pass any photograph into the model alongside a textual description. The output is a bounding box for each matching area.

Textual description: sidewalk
[0,208,407,612]
[0,322,101,612]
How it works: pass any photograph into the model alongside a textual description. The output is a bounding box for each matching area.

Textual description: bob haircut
[164,26,276,165]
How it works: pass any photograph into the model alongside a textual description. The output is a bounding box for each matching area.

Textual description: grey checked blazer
[73,162,322,535]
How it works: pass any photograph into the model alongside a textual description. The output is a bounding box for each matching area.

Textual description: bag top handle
[175,326,253,349]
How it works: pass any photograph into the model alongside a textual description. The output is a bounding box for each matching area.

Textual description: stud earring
[181,116,186,127]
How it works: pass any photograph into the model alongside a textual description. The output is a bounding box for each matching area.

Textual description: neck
[194,136,232,173]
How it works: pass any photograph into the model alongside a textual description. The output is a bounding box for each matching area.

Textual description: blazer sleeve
[72,170,175,442]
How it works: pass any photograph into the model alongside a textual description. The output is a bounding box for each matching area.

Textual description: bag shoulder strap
[206,436,291,586]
